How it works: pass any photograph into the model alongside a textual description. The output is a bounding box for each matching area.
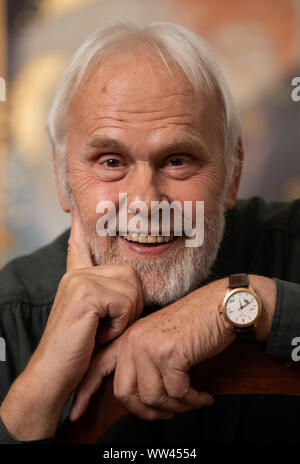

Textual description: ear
[52,148,70,213]
[224,137,244,210]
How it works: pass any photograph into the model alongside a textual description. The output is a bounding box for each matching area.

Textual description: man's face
[64,48,227,308]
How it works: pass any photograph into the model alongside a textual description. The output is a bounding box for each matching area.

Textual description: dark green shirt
[1,197,300,444]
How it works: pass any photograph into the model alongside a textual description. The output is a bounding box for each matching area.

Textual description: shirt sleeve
[265,278,300,360]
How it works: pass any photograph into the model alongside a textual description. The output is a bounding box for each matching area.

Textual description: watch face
[225,290,259,326]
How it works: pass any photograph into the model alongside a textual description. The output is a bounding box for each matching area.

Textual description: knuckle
[60,271,72,287]
[139,393,154,406]
[156,344,174,364]
[129,285,139,303]
[168,385,187,399]
[121,263,136,279]
[74,280,95,299]
[140,393,166,408]
[61,270,82,286]
[123,295,133,313]
[61,272,98,301]
[113,385,128,403]
[126,325,142,346]
[123,287,137,315]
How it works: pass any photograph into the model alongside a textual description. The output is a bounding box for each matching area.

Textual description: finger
[96,290,133,342]
[77,265,143,320]
[162,365,190,398]
[136,354,213,413]
[114,354,174,421]
[180,387,214,407]
[162,366,213,404]
[86,274,141,326]
[67,202,93,271]
[89,264,143,319]
[69,340,119,421]
[136,349,169,407]
[89,263,135,281]
[162,365,214,407]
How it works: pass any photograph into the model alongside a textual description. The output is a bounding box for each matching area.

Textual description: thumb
[67,201,93,271]
[69,340,119,421]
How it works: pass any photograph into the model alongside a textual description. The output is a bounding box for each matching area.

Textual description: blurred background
[0,0,300,266]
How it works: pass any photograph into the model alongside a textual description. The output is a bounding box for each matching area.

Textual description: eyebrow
[85,134,208,158]
[86,136,127,153]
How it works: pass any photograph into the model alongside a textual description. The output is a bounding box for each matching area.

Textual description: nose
[120,162,169,234]
[127,162,166,206]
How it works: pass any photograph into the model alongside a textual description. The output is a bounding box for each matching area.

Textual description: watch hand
[239,296,243,310]
[240,302,251,309]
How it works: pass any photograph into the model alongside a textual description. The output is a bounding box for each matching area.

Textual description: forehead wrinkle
[90,113,195,127]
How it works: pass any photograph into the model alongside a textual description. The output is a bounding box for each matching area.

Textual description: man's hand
[0,206,143,440]
[70,275,276,422]
[28,206,143,394]
[69,279,236,422]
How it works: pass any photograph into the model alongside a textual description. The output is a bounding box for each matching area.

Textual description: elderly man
[0,21,300,445]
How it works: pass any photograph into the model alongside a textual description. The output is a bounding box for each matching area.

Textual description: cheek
[170,168,224,202]
[168,170,224,225]
[69,170,120,219]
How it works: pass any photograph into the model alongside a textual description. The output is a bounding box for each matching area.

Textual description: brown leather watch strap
[235,325,256,341]
[229,273,249,289]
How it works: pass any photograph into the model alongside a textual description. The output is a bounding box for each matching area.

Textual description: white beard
[78,198,225,309]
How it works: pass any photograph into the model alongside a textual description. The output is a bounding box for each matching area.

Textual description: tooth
[131,234,139,242]
[147,236,157,243]
[126,233,132,241]
[157,236,164,243]
[138,235,148,243]
[163,236,170,242]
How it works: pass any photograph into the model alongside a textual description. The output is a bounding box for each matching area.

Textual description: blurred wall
[1,0,300,265]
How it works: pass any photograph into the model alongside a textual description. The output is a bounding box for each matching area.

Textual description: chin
[84,200,226,308]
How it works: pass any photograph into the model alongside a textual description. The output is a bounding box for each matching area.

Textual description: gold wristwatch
[219,273,262,341]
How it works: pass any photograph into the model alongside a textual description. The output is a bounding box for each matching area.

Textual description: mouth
[121,232,176,246]
[118,232,179,255]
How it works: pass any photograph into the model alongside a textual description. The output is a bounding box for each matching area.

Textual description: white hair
[46,21,241,204]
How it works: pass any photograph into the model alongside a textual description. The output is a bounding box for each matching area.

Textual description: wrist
[213,278,237,339]
[218,274,276,343]
[195,277,236,347]
[248,275,276,342]
[0,366,69,441]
